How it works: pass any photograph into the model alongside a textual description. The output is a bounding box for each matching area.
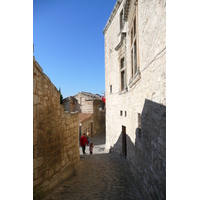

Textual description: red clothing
[80,135,88,146]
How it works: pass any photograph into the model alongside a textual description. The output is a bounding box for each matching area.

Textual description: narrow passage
[43,132,144,200]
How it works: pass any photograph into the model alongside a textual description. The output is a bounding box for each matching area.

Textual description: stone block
[33,176,43,187]
[158,136,163,146]
[33,79,36,93]
[34,165,43,179]
[49,168,54,177]
[33,132,38,145]
[37,82,42,90]
[34,157,43,169]
[33,94,38,104]
[34,145,43,158]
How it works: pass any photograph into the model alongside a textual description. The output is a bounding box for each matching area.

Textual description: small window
[134,41,137,75]
[121,57,124,69]
[134,17,136,37]
[121,71,125,90]
[131,49,133,77]
[120,57,125,91]
[131,28,133,45]
[130,11,140,83]
[125,111,127,117]
[120,9,124,30]
[120,110,123,116]
[110,85,112,93]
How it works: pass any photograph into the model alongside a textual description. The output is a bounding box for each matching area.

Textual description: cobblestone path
[42,132,144,200]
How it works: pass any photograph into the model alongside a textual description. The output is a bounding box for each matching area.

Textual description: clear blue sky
[33,0,117,98]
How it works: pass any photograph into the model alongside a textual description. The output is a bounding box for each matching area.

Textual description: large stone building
[63,92,102,113]
[104,0,166,199]
[63,92,105,137]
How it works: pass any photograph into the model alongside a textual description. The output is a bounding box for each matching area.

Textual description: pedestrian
[89,142,94,154]
[80,133,89,154]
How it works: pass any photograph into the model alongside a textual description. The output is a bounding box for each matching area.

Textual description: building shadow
[89,130,106,145]
[109,99,166,200]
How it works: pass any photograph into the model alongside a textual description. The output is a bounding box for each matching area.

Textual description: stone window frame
[129,2,141,88]
[119,8,124,31]
[110,85,112,94]
[119,57,126,92]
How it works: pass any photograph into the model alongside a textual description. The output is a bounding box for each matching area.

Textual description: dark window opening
[110,85,112,93]
[134,41,137,75]
[120,9,124,30]
[134,17,136,37]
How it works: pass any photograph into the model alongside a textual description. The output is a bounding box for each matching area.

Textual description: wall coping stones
[103,0,123,34]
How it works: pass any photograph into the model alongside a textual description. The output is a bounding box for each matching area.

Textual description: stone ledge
[129,70,141,88]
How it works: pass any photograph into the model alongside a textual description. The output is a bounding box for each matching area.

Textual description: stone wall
[33,58,80,199]
[79,100,105,138]
[104,0,166,199]
[80,114,93,137]
[93,100,105,135]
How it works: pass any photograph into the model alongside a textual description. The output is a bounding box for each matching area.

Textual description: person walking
[89,142,94,154]
[80,133,89,154]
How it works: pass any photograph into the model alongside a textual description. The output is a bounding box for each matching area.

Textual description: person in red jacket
[80,133,89,154]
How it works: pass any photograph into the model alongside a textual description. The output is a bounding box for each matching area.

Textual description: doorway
[122,125,127,156]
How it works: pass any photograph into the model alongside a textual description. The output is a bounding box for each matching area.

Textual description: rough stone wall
[33,58,80,199]
[93,100,105,135]
[104,0,166,199]
[79,100,105,138]
[135,99,166,200]
[80,114,93,137]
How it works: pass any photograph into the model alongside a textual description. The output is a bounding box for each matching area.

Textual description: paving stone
[42,132,144,200]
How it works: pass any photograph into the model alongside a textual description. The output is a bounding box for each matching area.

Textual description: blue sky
[33,0,117,98]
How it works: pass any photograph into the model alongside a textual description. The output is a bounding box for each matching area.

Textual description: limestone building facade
[104,0,166,199]
[63,92,102,113]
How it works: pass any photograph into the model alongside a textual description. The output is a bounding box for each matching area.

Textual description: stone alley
[42,131,144,200]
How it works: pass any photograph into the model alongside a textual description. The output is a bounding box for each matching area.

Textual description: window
[120,57,126,91]
[121,57,124,69]
[131,28,133,45]
[134,41,137,75]
[134,17,136,37]
[125,111,127,117]
[120,110,123,116]
[130,14,139,79]
[110,85,112,93]
[120,9,124,30]
[131,49,133,76]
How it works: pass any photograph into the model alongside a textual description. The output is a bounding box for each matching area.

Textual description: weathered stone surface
[104,0,166,199]
[33,59,80,199]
